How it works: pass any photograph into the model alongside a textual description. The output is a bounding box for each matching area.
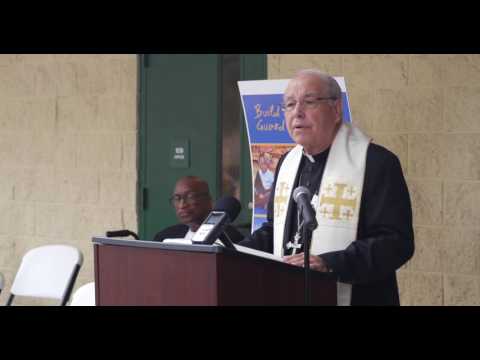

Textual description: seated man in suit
[153,176,244,244]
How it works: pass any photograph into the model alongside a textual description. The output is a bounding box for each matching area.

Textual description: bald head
[175,176,210,194]
[172,176,212,231]
[293,69,342,104]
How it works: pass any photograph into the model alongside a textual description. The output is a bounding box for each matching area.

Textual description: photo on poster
[251,144,295,214]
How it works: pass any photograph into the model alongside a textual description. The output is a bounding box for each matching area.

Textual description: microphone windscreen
[213,196,242,222]
[293,186,312,203]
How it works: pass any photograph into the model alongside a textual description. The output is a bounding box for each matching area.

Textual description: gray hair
[294,69,342,100]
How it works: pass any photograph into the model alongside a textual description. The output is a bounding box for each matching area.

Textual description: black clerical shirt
[285,148,330,255]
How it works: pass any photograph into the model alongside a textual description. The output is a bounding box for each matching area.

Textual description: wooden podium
[93,237,337,306]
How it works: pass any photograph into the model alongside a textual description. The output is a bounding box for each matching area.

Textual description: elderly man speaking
[240,69,414,306]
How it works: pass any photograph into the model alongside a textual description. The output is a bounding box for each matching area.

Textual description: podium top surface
[92,236,226,254]
[92,237,338,282]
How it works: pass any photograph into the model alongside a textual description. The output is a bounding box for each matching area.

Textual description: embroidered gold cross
[346,186,356,197]
[342,208,354,221]
[274,181,289,218]
[320,183,357,221]
[320,207,330,217]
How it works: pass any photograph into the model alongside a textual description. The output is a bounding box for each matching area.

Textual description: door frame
[137,54,267,239]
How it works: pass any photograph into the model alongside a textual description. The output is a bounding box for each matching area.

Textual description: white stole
[273,123,371,305]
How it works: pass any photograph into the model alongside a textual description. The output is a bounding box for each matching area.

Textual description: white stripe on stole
[273,123,370,305]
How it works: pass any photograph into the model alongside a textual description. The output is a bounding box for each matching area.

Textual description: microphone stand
[300,211,317,306]
[302,224,313,306]
[219,231,236,250]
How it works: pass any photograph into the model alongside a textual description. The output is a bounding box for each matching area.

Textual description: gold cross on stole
[320,183,357,221]
[274,181,289,219]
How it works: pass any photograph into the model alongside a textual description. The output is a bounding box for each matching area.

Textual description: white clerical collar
[303,147,331,164]
[302,149,315,163]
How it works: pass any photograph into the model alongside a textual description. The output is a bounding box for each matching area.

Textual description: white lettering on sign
[175,147,184,154]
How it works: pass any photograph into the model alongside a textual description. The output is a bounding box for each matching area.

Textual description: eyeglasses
[169,192,209,206]
[281,96,338,113]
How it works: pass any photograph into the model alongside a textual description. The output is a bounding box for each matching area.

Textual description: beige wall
[269,54,480,305]
[0,54,137,305]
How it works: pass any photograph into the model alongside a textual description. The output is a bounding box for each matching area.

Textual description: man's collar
[302,147,330,163]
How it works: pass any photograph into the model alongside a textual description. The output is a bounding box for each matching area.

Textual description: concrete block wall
[0,54,137,305]
[1,53,478,306]
[268,54,480,305]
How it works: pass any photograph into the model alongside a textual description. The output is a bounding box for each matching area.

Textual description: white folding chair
[69,282,95,306]
[5,245,83,306]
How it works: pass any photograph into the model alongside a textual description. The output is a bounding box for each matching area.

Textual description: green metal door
[138,54,266,240]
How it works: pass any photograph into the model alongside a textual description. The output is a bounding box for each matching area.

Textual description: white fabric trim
[273,123,371,305]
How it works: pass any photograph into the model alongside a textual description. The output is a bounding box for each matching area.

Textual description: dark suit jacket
[240,143,415,306]
[153,223,245,244]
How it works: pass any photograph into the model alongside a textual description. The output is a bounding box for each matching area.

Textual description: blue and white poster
[238,78,352,232]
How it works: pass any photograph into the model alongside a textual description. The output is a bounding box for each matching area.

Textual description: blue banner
[239,78,351,232]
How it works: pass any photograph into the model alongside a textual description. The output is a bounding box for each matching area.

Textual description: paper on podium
[234,244,284,263]
[163,238,224,246]
[163,239,283,262]
[163,238,193,245]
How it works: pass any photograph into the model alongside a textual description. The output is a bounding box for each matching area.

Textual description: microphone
[293,186,318,231]
[191,196,241,247]
[212,196,241,223]
[106,230,139,240]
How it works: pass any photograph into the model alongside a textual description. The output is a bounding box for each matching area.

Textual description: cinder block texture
[269,54,480,305]
[444,274,480,306]
[444,182,480,226]
[0,54,137,303]
[408,179,443,226]
[2,54,480,305]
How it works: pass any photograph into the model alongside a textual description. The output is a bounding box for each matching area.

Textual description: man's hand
[283,253,330,272]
